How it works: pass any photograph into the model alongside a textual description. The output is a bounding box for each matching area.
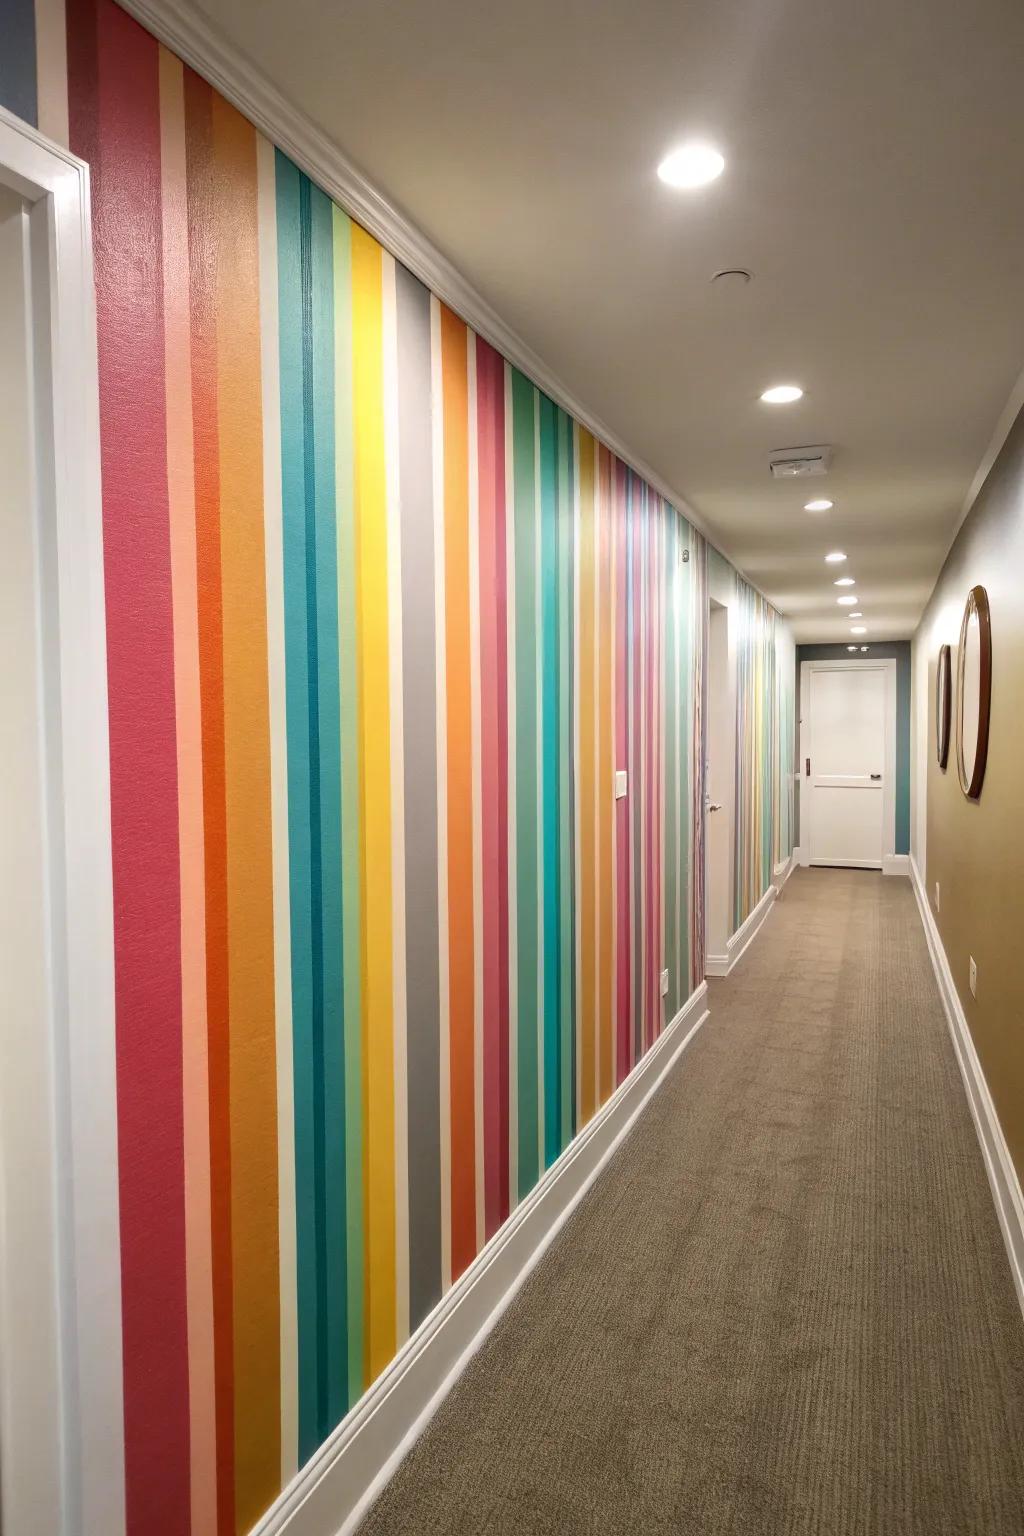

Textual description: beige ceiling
[194,0,1024,640]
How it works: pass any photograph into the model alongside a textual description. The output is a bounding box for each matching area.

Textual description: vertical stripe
[614,462,630,1084]
[256,133,298,1485]
[467,333,486,1256]
[332,206,364,1409]
[158,49,215,1536]
[34,0,69,145]
[577,429,596,1123]
[351,223,397,1382]
[597,446,614,1101]
[69,1,191,1527]
[396,260,443,1334]
[504,365,518,1210]
[538,394,561,1168]
[558,410,576,1143]
[440,307,477,1280]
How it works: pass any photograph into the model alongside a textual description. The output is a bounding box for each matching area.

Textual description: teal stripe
[539,394,561,1167]
[512,369,539,1196]
[557,407,576,1140]
[677,523,691,997]
[332,207,364,1407]
[275,151,319,1461]
[309,183,348,1432]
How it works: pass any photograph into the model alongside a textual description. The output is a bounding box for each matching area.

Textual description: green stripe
[308,182,348,1433]
[275,151,319,1461]
[512,369,539,1196]
[539,394,561,1167]
[332,205,364,1408]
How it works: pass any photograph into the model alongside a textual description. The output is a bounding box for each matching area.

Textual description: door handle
[805,757,810,776]
[870,773,881,780]
[708,803,723,813]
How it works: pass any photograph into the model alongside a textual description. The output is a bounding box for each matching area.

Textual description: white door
[802,662,892,869]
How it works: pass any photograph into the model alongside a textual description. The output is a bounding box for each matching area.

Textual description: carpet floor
[359,869,1024,1534]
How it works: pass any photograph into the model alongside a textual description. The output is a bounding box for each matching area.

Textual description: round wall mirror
[956,585,992,800]
[935,644,951,768]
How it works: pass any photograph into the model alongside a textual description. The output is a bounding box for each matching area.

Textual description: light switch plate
[934,882,940,913]
[969,956,977,998]
[660,969,669,997]
[615,770,628,800]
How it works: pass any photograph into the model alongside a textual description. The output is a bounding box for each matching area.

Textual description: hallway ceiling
[192,0,1024,640]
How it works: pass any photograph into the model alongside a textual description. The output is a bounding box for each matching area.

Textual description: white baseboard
[910,857,1024,1319]
[773,853,795,891]
[793,844,808,868]
[705,883,777,980]
[883,853,910,877]
[251,982,710,1536]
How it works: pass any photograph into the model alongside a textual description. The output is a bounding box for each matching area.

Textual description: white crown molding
[115,0,776,611]
[947,359,1024,559]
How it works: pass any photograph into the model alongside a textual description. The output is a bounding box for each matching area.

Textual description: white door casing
[799,659,897,870]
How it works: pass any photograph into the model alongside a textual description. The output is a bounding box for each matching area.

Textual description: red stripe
[68,2,192,1530]
[182,68,235,1536]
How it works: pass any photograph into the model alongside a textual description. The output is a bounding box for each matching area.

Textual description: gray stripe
[396,261,442,1327]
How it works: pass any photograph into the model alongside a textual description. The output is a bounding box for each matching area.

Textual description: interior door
[805,665,887,868]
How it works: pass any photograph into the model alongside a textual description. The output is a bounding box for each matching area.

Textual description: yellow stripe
[351,224,397,1383]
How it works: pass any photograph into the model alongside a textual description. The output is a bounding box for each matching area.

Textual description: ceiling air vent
[768,444,833,479]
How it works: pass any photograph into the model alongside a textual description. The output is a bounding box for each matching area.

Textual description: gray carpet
[360,869,1024,1534]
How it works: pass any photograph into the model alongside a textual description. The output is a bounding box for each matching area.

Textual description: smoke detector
[768,444,832,479]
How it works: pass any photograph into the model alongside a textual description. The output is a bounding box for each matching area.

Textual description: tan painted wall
[914,406,1024,1182]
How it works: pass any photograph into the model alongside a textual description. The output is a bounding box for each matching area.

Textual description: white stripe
[467,332,486,1254]
[382,252,410,1347]
[33,0,69,148]
[257,132,298,1481]
[430,297,452,1294]
[504,362,518,1208]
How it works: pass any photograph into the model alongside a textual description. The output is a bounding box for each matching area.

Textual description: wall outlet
[969,956,977,998]
[934,881,940,913]
[614,769,628,800]
[660,969,669,997]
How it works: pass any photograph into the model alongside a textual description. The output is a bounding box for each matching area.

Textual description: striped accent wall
[0,5,792,1532]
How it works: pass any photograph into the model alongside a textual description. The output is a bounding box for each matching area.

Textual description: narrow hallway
[361,870,1024,1535]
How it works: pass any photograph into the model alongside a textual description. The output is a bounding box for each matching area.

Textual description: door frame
[798,657,898,873]
[0,107,123,1536]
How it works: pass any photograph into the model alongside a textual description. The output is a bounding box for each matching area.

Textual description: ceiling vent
[768,444,833,479]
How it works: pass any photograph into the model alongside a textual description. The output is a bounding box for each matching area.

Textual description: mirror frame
[956,585,992,800]
[935,644,951,769]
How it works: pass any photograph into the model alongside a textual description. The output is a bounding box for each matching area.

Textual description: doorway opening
[799,658,897,870]
[705,599,733,969]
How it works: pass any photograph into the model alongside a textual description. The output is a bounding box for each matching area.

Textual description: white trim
[882,854,909,877]
[793,844,808,868]
[705,882,777,978]
[250,983,710,1536]
[0,107,122,1536]
[114,0,776,608]
[799,657,897,871]
[909,858,1024,1319]
[772,854,795,890]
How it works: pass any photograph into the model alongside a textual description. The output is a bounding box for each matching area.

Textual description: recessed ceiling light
[849,611,862,618]
[657,143,725,189]
[760,384,804,405]
[825,551,846,564]
[860,645,869,652]
[837,596,857,606]
[834,576,855,586]
[846,645,858,652]
[851,626,867,635]
[804,499,833,512]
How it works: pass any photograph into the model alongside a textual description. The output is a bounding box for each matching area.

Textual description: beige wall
[913,406,1024,1181]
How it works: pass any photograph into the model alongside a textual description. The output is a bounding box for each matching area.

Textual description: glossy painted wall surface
[1,5,791,1532]
[914,406,1024,1186]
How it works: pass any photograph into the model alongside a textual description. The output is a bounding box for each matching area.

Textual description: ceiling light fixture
[846,645,858,652]
[837,596,857,606]
[804,499,833,512]
[760,384,804,405]
[860,645,869,652]
[657,142,725,189]
[825,551,846,563]
[849,611,862,618]
[834,576,855,587]
[851,626,867,635]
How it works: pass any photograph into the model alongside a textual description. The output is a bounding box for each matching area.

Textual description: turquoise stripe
[556,407,575,1141]
[309,182,348,1432]
[512,369,539,1197]
[275,151,319,1461]
[539,394,561,1167]
[331,207,364,1407]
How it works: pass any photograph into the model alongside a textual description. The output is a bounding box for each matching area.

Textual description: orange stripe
[440,306,477,1280]
[597,445,614,1104]
[211,94,281,1532]
[158,48,217,1536]
[578,429,596,1124]
[184,66,235,1536]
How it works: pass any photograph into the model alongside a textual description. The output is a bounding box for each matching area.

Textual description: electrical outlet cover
[660,968,669,997]
[969,956,977,997]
